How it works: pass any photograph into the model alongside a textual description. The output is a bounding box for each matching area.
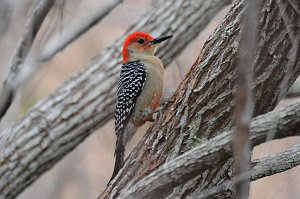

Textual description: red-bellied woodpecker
[109,32,172,182]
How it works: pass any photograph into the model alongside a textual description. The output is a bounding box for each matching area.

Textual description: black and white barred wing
[115,61,147,136]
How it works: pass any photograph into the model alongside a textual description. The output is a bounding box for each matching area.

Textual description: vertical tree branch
[233,0,262,198]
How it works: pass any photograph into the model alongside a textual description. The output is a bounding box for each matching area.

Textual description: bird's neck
[137,54,164,72]
[124,51,155,63]
[124,52,164,71]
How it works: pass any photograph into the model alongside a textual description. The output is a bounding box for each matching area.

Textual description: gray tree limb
[0,0,231,198]
[0,0,55,120]
[117,99,300,199]
[192,143,300,199]
[251,144,300,181]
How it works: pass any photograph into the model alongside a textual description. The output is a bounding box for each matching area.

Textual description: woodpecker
[109,32,172,182]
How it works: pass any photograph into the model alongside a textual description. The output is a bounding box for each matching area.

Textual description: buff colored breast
[131,56,164,125]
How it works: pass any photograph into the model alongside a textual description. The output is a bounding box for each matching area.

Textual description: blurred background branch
[39,0,122,62]
[0,0,55,121]
[233,0,262,197]
[0,0,12,36]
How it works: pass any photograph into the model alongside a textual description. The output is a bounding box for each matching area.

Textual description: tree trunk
[0,0,231,198]
[100,0,300,198]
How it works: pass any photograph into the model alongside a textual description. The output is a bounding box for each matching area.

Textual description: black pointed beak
[150,35,173,44]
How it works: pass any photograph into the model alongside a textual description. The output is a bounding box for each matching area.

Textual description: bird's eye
[137,38,145,44]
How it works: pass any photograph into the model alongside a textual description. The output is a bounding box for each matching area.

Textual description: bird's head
[122,32,172,63]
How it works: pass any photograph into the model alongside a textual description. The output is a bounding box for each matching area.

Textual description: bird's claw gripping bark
[151,107,164,121]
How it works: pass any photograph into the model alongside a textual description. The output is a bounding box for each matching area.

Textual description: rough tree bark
[116,99,300,199]
[0,0,231,198]
[100,0,300,198]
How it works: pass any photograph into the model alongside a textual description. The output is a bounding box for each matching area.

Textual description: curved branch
[0,0,55,120]
[192,143,300,199]
[118,100,300,199]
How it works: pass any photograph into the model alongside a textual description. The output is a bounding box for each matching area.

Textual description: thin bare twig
[234,0,262,197]
[0,0,55,121]
[39,0,122,62]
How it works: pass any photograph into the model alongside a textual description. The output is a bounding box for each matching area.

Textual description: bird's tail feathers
[108,137,125,184]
